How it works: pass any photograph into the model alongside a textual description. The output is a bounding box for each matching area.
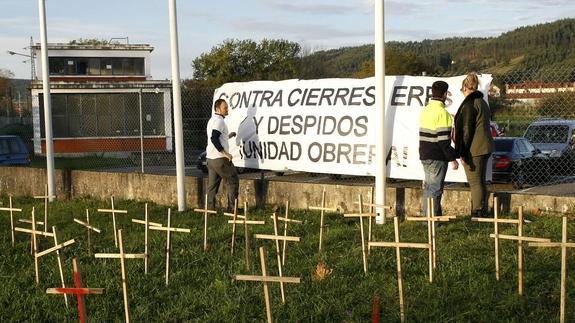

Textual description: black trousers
[463,154,490,215]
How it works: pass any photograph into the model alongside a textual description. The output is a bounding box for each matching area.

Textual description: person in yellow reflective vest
[419,81,459,216]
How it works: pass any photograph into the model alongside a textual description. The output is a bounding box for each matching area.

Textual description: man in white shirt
[206,99,238,211]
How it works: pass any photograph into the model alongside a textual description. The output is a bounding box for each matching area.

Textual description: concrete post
[375,0,387,223]
[38,0,56,201]
[168,0,186,211]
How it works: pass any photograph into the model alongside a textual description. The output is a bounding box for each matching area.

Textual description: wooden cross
[309,188,338,252]
[34,226,75,306]
[34,184,56,233]
[269,200,302,265]
[472,196,520,281]
[19,218,45,225]
[95,229,146,323]
[344,194,377,274]
[35,226,75,297]
[368,216,432,322]
[353,190,393,256]
[234,247,301,323]
[254,212,301,304]
[193,194,218,251]
[46,258,104,323]
[482,205,550,295]
[130,203,162,274]
[20,217,47,254]
[224,199,241,255]
[280,200,298,264]
[353,188,376,240]
[97,196,128,248]
[227,202,265,270]
[14,220,51,257]
[529,216,575,323]
[0,195,22,246]
[19,214,45,255]
[355,187,394,227]
[13,208,54,283]
[74,209,101,256]
[149,208,191,286]
[405,198,454,270]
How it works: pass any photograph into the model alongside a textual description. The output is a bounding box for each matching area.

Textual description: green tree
[192,39,301,86]
[352,47,430,78]
[0,69,14,117]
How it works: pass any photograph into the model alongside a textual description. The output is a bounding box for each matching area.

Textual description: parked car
[523,118,575,175]
[492,137,549,188]
[490,121,505,137]
[0,135,31,166]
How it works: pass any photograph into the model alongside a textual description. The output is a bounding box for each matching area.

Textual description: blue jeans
[421,160,448,216]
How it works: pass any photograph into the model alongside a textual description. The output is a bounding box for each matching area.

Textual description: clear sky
[1,0,574,80]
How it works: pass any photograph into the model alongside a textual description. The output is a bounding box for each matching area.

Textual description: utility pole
[30,37,36,80]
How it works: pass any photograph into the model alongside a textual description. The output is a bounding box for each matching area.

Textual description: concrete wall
[0,167,67,198]
[0,167,574,216]
[71,170,203,207]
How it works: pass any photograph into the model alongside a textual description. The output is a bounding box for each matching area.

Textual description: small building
[30,42,172,156]
[505,81,575,104]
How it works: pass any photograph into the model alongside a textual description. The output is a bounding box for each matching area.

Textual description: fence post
[139,88,144,173]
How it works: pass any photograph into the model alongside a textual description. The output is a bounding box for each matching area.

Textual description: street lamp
[7,50,35,80]
[7,50,30,57]
[7,37,37,80]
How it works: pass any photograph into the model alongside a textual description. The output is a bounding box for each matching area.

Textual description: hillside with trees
[190,18,575,86]
[305,18,575,81]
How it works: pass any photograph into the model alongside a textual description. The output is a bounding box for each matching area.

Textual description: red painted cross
[47,258,104,323]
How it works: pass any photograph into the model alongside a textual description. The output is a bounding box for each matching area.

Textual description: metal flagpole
[375,0,386,223]
[168,0,186,211]
[38,0,56,202]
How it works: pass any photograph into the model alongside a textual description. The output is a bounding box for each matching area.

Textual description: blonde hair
[462,72,479,91]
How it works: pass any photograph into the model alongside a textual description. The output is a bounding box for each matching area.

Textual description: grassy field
[0,196,573,322]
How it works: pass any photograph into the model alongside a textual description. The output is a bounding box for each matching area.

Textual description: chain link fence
[489,68,575,188]
[3,67,574,189]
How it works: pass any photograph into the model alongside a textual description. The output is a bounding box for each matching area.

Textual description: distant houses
[30,42,172,156]
[504,81,575,104]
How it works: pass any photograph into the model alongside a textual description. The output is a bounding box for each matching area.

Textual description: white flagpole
[38,0,56,201]
[168,0,186,211]
[375,0,386,223]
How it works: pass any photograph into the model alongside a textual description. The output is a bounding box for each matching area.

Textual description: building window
[88,58,100,75]
[100,58,113,76]
[48,57,145,76]
[122,58,145,75]
[65,59,77,75]
[48,58,65,75]
[112,58,124,75]
[76,58,89,75]
[39,92,165,138]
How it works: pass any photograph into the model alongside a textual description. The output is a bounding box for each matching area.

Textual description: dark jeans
[463,155,490,215]
[421,159,448,216]
[207,158,239,211]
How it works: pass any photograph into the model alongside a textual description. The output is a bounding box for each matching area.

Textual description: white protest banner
[213,75,492,182]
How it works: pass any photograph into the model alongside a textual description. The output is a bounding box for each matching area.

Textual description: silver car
[523,118,575,175]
